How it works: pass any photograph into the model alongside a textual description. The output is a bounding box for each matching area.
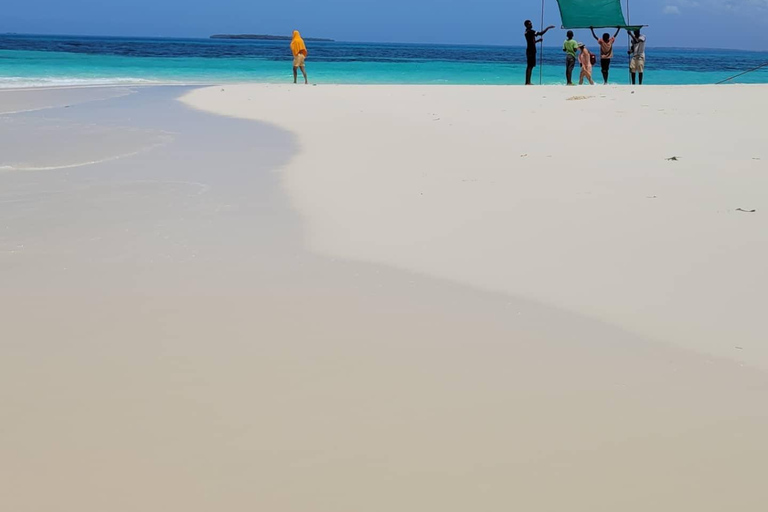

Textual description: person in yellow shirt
[291,30,308,84]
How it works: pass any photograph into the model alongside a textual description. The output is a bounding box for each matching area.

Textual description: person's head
[525,20,533,29]
[578,43,586,52]
[634,29,641,37]
[602,32,610,42]
[293,30,301,38]
[567,30,574,39]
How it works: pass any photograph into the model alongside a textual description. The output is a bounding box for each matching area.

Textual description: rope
[539,0,545,85]
[715,62,768,84]
[626,0,632,84]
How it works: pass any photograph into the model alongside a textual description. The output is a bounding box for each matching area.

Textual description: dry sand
[183,84,768,368]
[1,85,768,512]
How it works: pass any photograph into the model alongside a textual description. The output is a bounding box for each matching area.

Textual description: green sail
[555,0,642,29]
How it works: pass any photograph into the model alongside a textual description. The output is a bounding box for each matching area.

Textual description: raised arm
[538,25,556,36]
[613,27,621,38]
[590,27,598,41]
[627,30,638,44]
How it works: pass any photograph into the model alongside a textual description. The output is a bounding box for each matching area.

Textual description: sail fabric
[555,0,641,29]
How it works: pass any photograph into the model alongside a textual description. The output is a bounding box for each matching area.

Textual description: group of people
[524,20,647,85]
[292,26,647,87]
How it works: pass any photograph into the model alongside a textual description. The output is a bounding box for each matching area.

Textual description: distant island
[210,34,334,42]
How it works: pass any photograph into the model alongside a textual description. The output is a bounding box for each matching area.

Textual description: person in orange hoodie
[291,30,308,84]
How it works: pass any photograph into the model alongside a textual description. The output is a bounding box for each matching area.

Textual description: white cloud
[677,0,768,14]
[663,5,682,14]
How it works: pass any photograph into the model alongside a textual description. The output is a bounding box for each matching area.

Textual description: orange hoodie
[291,31,307,57]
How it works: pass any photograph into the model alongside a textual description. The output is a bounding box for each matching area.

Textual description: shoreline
[4,34,768,89]
[4,81,768,92]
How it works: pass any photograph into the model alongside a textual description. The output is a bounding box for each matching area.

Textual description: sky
[2,0,767,50]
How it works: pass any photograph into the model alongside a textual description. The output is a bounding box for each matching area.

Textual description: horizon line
[2,31,767,54]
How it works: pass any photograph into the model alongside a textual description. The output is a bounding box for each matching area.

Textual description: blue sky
[2,0,767,50]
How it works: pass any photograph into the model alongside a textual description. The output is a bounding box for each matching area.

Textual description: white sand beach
[2,84,768,511]
[183,84,768,368]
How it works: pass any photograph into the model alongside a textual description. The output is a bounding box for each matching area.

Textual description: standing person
[291,30,308,84]
[578,43,595,85]
[628,29,646,85]
[590,26,621,84]
[562,31,579,85]
[524,20,555,85]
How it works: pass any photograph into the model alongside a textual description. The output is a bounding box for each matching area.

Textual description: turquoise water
[1,34,767,87]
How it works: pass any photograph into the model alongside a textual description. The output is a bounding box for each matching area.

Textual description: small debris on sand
[566,95,593,101]
[666,156,680,161]
[736,208,756,213]
[520,154,528,158]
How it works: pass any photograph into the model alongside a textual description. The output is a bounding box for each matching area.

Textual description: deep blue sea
[1,33,767,87]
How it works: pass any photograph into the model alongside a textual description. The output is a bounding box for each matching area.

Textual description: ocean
[1,33,767,88]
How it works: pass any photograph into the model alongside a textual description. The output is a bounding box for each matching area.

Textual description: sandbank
[183,83,768,368]
[1,85,766,511]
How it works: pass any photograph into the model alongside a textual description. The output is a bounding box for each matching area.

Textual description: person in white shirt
[628,29,647,85]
